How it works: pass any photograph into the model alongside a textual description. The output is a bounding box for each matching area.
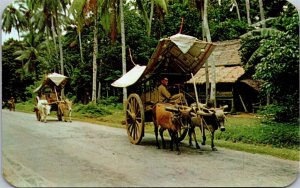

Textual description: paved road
[1,110,299,187]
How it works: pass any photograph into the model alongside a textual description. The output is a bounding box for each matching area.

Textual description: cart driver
[158,77,186,104]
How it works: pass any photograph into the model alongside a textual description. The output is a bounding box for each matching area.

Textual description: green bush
[73,103,112,117]
[216,121,299,149]
[258,104,298,122]
[15,100,35,112]
[72,97,123,118]
[211,19,250,41]
[96,96,122,108]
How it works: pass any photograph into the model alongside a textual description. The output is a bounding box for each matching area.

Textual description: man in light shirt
[158,77,186,104]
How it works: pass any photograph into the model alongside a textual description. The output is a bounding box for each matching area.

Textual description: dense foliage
[239,6,299,122]
[217,120,299,149]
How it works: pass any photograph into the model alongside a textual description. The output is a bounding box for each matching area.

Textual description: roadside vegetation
[12,98,299,161]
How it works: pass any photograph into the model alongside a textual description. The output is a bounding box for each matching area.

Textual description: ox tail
[152,105,157,122]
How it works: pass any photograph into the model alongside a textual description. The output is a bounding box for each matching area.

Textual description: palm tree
[69,0,107,103]
[120,0,127,104]
[75,0,100,103]
[94,0,119,44]
[136,0,168,37]
[258,0,266,28]
[2,0,28,38]
[69,0,96,102]
[69,0,87,63]
[231,0,241,21]
[203,0,216,106]
[32,0,69,76]
[245,0,251,25]
[110,0,118,43]
[92,1,99,104]
[14,32,49,79]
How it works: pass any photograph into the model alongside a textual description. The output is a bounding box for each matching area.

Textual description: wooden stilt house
[185,40,261,113]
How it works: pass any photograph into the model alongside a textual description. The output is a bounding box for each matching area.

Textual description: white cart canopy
[111,65,147,87]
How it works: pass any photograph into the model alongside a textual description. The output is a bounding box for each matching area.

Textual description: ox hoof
[196,144,201,149]
[212,147,218,151]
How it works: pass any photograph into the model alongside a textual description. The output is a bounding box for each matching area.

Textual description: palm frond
[155,0,168,13]
[240,28,283,39]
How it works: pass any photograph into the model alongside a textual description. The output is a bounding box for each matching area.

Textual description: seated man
[158,77,186,104]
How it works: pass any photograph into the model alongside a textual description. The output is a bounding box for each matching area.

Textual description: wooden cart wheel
[126,93,145,145]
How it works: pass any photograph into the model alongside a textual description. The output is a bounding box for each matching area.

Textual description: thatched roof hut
[187,66,245,84]
[187,39,243,84]
[185,39,261,113]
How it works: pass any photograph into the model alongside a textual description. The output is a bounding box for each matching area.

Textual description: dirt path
[1,110,299,187]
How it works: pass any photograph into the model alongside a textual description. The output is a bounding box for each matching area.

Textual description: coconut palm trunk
[78,31,84,63]
[203,0,214,106]
[92,9,98,104]
[120,0,127,106]
[110,0,117,43]
[258,0,266,28]
[245,0,251,25]
[233,0,241,21]
[148,0,154,37]
[51,16,59,59]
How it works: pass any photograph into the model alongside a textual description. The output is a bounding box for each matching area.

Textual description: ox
[188,103,228,151]
[152,103,192,154]
[58,99,72,122]
[37,96,51,123]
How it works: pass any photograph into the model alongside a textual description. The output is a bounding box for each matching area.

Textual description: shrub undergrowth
[216,116,299,149]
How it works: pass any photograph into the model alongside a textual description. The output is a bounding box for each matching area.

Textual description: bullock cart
[33,73,68,121]
[112,33,215,145]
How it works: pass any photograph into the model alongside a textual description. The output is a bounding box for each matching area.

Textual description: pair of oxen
[152,102,228,155]
[35,96,72,123]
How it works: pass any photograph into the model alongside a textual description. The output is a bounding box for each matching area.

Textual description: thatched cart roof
[112,34,215,87]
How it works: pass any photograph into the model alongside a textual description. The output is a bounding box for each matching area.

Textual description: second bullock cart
[33,73,68,121]
[112,34,216,145]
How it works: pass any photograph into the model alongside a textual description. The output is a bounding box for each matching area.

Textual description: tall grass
[217,115,300,149]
